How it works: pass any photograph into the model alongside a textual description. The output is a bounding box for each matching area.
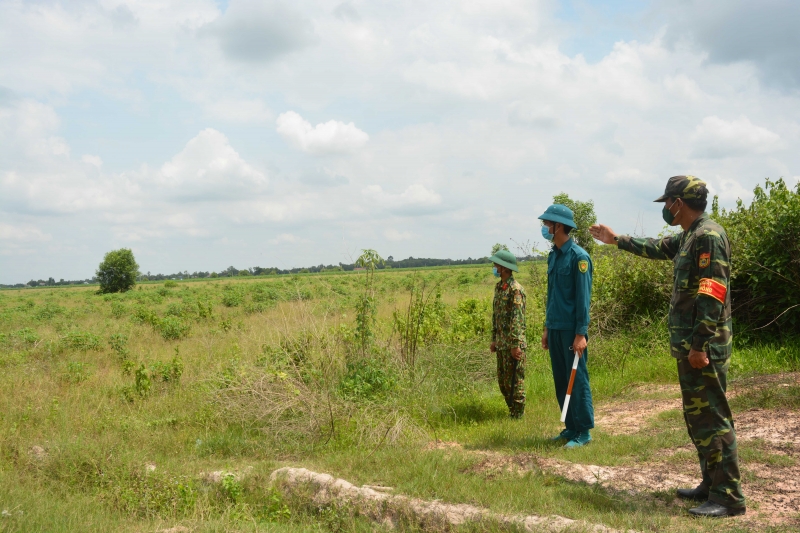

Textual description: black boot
[688,501,746,518]
[676,485,708,501]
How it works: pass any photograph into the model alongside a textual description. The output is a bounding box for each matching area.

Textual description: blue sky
[1,0,799,283]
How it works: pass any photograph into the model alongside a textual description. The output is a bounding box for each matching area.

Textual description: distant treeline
[3,255,539,289]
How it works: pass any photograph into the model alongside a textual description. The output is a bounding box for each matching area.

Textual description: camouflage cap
[654,175,708,203]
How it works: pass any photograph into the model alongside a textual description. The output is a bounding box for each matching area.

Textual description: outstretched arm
[590,223,680,260]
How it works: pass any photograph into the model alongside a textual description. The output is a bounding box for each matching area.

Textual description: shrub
[96,248,139,294]
[164,280,178,288]
[34,302,66,321]
[110,301,127,319]
[339,359,397,399]
[221,286,244,307]
[61,330,102,352]
[715,178,800,333]
[448,298,490,342]
[158,316,190,340]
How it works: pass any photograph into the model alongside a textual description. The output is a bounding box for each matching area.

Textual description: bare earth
[441,373,800,530]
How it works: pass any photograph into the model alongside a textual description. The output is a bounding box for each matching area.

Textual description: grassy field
[1,264,798,532]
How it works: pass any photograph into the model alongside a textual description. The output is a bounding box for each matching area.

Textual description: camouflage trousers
[496,349,525,418]
[677,357,745,508]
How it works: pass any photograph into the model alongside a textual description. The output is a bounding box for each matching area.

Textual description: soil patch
[271,467,634,533]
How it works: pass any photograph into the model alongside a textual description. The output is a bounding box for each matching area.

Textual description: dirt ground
[435,373,800,530]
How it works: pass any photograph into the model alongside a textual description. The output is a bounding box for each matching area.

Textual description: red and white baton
[560,351,581,423]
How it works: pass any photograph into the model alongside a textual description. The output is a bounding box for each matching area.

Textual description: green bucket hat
[538,204,577,229]
[654,175,708,202]
[489,249,519,272]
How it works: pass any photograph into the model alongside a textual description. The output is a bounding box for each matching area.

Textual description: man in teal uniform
[539,204,594,448]
[590,176,745,518]
[489,249,527,418]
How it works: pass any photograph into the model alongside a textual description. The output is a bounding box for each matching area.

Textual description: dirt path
[432,373,800,529]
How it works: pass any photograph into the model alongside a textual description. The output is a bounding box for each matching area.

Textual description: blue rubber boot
[564,431,592,448]
[550,428,578,441]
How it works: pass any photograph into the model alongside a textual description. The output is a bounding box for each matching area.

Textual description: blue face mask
[541,224,554,241]
[492,266,500,278]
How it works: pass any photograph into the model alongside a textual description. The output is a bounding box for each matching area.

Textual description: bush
[61,330,102,352]
[552,192,597,254]
[715,178,800,333]
[591,246,672,334]
[339,359,397,399]
[164,280,178,288]
[221,286,244,307]
[96,248,139,294]
[158,316,190,340]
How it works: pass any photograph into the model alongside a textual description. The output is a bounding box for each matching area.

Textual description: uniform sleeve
[617,234,681,260]
[692,233,729,352]
[575,256,592,336]
[509,288,527,348]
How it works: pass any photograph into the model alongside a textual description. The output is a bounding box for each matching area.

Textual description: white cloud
[0,223,51,242]
[82,155,103,167]
[690,116,783,158]
[269,233,300,245]
[154,128,267,198]
[384,228,412,241]
[202,98,273,123]
[276,111,369,155]
[361,183,442,214]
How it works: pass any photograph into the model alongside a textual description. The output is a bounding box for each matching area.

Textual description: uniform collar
[556,237,575,253]
[687,213,708,233]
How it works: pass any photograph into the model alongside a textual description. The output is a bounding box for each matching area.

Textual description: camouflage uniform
[616,175,744,509]
[492,276,527,417]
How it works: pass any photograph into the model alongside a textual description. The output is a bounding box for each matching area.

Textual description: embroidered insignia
[578,260,589,273]
[502,283,508,290]
[698,278,726,303]
[699,253,711,268]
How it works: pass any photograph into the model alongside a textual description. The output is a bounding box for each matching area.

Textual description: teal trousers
[548,329,594,431]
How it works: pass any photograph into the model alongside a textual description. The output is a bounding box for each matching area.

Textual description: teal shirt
[545,238,592,335]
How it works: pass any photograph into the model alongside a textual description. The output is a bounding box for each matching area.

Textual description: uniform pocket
[556,266,572,287]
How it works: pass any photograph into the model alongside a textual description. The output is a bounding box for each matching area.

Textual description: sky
[1,0,799,283]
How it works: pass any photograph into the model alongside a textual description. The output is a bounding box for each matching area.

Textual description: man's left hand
[572,335,587,356]
[688,348,709,369]
[510,347,523,360]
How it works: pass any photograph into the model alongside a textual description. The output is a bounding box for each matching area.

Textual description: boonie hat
[654,175,708,202]
[538,204,577,229]
[489,249,519,272]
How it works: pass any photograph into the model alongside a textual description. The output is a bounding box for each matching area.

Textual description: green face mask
[662,201,681,225]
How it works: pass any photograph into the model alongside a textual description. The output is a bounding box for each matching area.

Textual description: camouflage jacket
[617,214,732,359]
[492,276,527,350]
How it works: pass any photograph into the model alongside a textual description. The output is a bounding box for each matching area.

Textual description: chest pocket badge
[699,253,710,268]
[578,260,588,273]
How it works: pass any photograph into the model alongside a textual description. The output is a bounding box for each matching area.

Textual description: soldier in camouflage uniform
[590,176,745,518]
[489,249,527,418]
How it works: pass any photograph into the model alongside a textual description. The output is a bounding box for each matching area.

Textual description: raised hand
[589,223,618,245]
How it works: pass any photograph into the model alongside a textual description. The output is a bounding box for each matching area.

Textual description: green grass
[0,266,798,532]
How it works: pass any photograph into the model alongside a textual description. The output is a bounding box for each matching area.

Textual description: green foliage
[163,280,178,288]
[158,316,190,340]
[715,178,800,332]
[61,330,102,352]
[221,286,244,307]
[63,361,91,383]
[221,473,243,502]
[591,247,672,333]
[102,468,196,518]
[448,298,490,342]
[354,250,384,354]
[490,243,509,256]
[34,302,66,321]
[552,192,598,253]
[110,301,127,319]
[96,248,139,294]
[339,358,397,399]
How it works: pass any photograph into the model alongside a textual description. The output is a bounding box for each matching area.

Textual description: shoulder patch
[699,253,710,268]
[578,260,589,273]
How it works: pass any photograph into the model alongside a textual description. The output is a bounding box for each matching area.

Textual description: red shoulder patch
[699,253,711,268]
